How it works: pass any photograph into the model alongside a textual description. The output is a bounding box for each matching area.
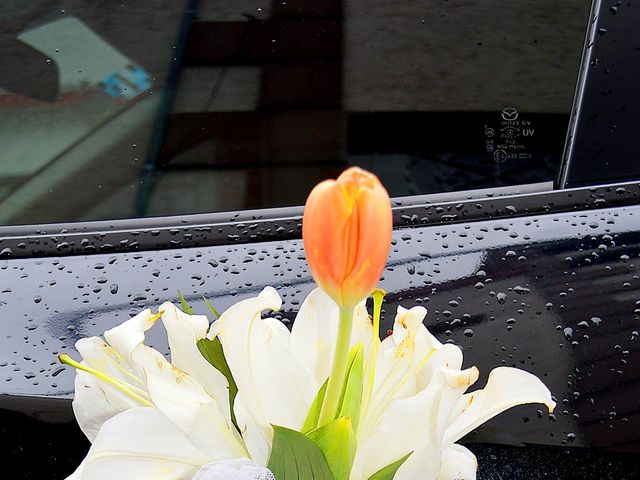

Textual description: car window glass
[0,1,591,225]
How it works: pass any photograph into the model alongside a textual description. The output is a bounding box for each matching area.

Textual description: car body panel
[2,198,639,454]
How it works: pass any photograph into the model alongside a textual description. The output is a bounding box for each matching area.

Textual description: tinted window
[0,1,590,225]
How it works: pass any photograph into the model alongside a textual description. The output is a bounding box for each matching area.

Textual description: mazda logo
[502,107,519,121]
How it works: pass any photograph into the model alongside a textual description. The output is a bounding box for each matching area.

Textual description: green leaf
[267,425,334,480]
[202,294,221,318]
[336,343,364,432]
[302,379,328,434]
[178,290,194,314]
[307,417,357,480]
[304,344,363,434]
[366,452,412,480]
[197,337,239,431]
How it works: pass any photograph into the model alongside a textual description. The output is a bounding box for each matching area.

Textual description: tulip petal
[213,287,318,448]
[352,367,479,480]
[341,184,392,307]
[444,367,556,446]
[79,408,211,480]
[72,336,150,441]
[303,179,353,303]
[302,167,392,308]
[438,444,477,480]
[291,288,371,385]
[132,345,246,460]
[159,302,232,422]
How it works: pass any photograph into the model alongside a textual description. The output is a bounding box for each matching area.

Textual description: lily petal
[159,302,232,422]
[213,287,318,456]
[360,310,463,438]
[416,343,463,392]
[263,317,293,344]
[72,336,151,441]
[290,288,371,385]
[388,306,434,354]
[233,394,271,465]
[103,308,158,371]
[444,366,556,446]
[80,408,211,480]
[352,367,479,480]
[438,444,477,480]
[132,345,247,460]
[392,367,480,480]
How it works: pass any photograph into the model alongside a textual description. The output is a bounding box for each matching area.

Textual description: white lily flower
[64,287,317,480]
[67,308,159,441]
[208,286,320,464]
[64,286,554,480]
[289,288,556,480]
[65,300,235,442]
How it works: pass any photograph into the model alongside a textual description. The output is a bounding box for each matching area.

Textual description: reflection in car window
[0,1,590,225]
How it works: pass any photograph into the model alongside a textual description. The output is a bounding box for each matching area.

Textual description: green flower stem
[318,306,354,426]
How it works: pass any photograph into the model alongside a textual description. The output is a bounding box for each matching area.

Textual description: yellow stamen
[59,354,154,408]
[100,345,146,387]
[96,309,163,388]
[147,309,165,325]
[360,342,437,439]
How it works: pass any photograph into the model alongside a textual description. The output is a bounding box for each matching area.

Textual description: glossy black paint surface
[2,180,640,259]
[2,199,640,470]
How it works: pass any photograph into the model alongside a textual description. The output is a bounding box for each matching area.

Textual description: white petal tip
[395,305,428,330]
[258,287,282,311]
[160,301,177,311]
[441,366,479,388]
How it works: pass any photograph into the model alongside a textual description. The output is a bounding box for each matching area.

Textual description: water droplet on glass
[563,327,574,340]
[513,286,530,295]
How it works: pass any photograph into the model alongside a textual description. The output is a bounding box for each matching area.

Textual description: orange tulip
[303,167,393,308]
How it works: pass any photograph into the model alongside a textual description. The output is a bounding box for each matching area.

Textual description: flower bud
[303,167,392,308]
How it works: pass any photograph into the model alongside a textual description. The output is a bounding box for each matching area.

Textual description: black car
[1,1,640,478]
